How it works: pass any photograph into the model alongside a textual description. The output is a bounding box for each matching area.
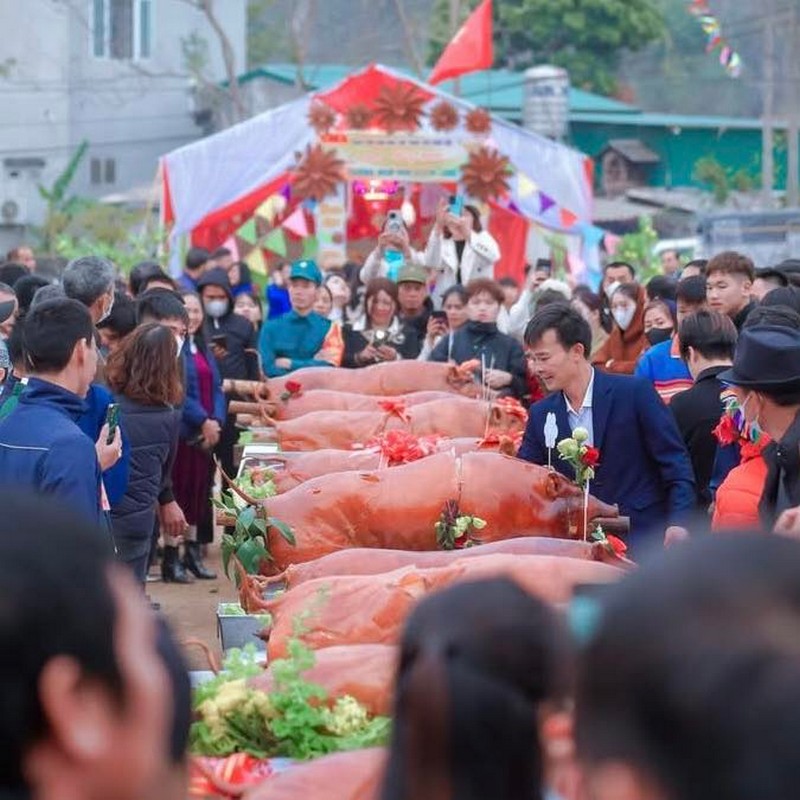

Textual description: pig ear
[545,471,579,500]
[490,406,503,424]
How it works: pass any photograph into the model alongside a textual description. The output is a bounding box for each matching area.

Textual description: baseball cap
[289,259,323,286]
[396,265,428,285]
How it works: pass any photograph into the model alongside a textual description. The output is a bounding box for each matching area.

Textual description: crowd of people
[0,226,800,573]
[1,214,800,799]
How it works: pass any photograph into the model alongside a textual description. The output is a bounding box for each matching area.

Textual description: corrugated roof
[600,139,661,163]
[237,63,641,115]
[570,111,780,130]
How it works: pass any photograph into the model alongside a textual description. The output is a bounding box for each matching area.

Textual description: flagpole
[450,0,461,96]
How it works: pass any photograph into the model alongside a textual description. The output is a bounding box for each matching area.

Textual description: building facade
[0,0,246,253]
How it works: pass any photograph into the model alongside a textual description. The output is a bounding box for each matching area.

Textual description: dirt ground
[147,542,240,670]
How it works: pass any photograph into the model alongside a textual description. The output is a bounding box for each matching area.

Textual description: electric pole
[762,0,775,208]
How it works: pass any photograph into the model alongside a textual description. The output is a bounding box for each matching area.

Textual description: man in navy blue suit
[517,304,696,554]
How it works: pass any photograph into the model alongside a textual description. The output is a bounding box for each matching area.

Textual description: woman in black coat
[343,278,421,367]
[106,323,184,584]
[429,278,528,400]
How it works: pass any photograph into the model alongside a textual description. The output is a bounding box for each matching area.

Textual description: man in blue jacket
[0,298,105,528]
[517,304,696,555]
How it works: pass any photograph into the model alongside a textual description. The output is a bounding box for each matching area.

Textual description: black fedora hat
[719,325,800,391]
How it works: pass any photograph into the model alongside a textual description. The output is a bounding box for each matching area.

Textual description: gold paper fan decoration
[373,83,427,133]
[465,107,492,135]
[345,103,372,130]
[307,102,337,134]
[429,100,459,132]
[292,144,346,201]
[460,147,511,202]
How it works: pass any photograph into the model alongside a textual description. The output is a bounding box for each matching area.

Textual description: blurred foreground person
[577,535,800,800]
[0,491,179,800]
[382,578,573,800]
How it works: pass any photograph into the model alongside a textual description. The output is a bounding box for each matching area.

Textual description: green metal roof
[236,63,769,130]
[236,63,640,116]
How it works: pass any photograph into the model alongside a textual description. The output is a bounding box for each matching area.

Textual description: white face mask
[175,335,185,358]
[205,299,229,319]
[612,305,636,331]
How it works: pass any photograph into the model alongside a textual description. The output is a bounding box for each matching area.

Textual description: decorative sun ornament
[292,144,346,201]
[373,83,427,133]
[429,100,459,131]
[465,107,492,135]
[345,103,373,130]
[460,147,511,202]
[307,102,337,134]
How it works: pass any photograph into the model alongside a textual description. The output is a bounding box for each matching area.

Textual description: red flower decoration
[284,380,303,396]
[713,413,738,446]
[363,430,442,466]
[581,447,601,468]
[606,534,627,557]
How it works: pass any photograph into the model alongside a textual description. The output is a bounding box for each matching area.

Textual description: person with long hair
[425,199,500,304]
[418,285,469,360]
[170,291,226,583]
[343,278,421,366]
[106,324,183,583]
[592,282,648,374]
[381,578,572,800]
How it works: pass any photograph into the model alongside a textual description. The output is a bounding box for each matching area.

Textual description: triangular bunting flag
[539,193,556,214]
[245,248,268,276]
[301,235,319,260]
[261,228,287,258]
[237,217,258,245]
[604,232,622,256]
[517,172,537,198]
[280,183,292,201]
[254,196,277,223]
[580,224,605,247]
[221,235,240,261]
[507,200,521,214]
[281,206,309,238]
[560,208,578,229]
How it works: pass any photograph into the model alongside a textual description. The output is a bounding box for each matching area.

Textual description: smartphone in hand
[105,403,120,445]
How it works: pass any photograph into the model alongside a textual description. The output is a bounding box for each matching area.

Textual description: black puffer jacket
[197,268,259,380]
[110,397,180,559]
[428,320,528,400]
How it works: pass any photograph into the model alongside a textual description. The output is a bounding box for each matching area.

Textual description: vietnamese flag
[428,0,494,86]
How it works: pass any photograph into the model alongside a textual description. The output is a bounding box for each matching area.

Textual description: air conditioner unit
[0,196,27,226]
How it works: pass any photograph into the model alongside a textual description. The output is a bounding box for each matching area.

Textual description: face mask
[205,299,229,319]
[646,327,673,347]
[740,393,763,443]
[612,305,635,331]
[175,335,185,358]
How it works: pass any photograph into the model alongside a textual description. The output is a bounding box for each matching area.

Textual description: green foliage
[215,492,295,585]
[428,0,665,93]
[247,0,292,68]
[190,638,391,760]
[693,155,760,205]
[615,216,659,278]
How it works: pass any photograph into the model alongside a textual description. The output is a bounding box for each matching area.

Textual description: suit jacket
[517,370,695,551]
[669,365,728,508]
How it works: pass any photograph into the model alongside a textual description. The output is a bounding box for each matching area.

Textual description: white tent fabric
[161,64,593,270]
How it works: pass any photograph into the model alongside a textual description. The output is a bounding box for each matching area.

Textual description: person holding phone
[424,198,500,306]
[342,278,421,367]
[417,285,469,360]
[359,212,426,285]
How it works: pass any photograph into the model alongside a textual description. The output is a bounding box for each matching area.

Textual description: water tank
[522,65,570,140]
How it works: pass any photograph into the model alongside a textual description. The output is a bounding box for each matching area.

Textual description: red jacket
[712,445,768,533]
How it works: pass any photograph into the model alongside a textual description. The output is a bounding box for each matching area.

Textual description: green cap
[396,264,428,285]
[289,259,323,285]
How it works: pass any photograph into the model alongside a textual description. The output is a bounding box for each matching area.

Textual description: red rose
[606,534,628,557]
[581,447,601,468]
[284,380,303,396]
